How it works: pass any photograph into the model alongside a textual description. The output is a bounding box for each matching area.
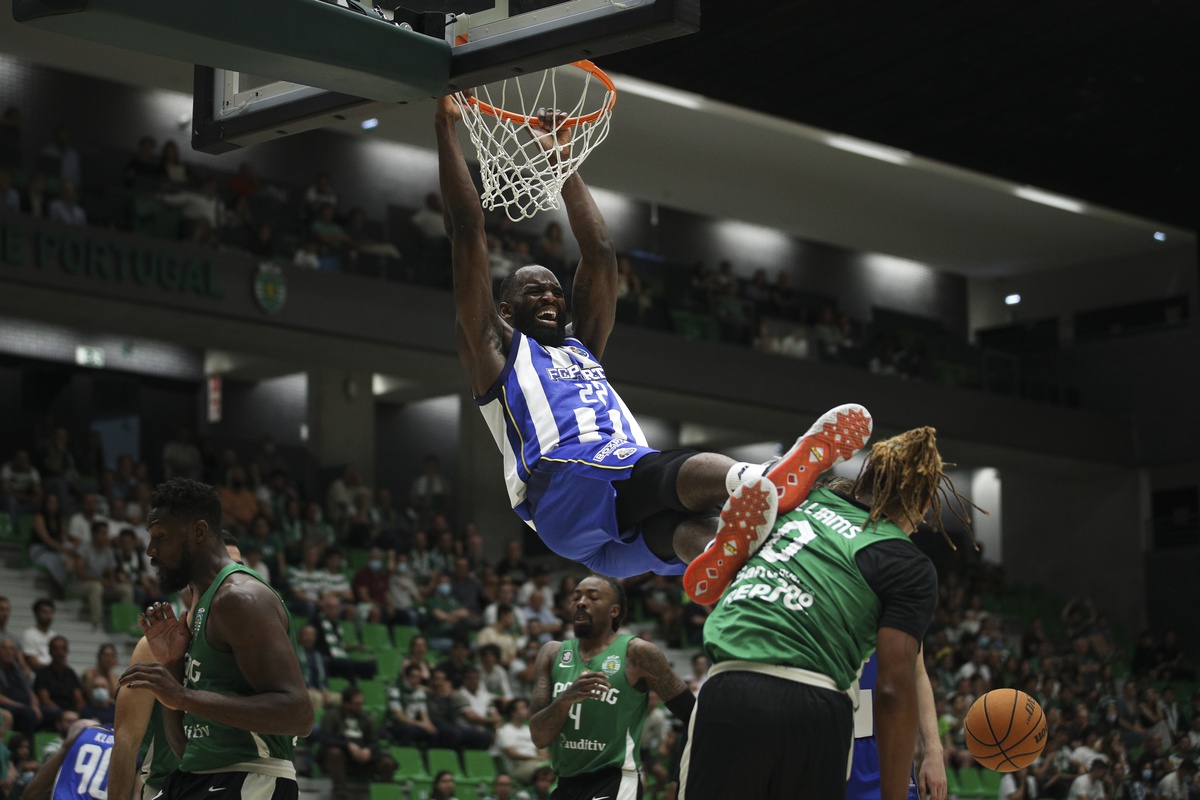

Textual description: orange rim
[462,60,617,129]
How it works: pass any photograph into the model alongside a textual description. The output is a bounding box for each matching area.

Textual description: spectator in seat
[296,623,333,711]
[160,176,225,237]
[410,454,451,528]
[304,172,337,218]
[1067,758,1109,800]
[452,666,500,749]
[520,586,562,640]
[477,610,519,668]
[80,644,119,703]
[495,539,529,586]
[40,125,81,188]
[48,182,87,227]
[74,521,134,630]
[399,635,432,686]
[386,551,421,627]
[113,528,158,605]
[351,547,388,624]
[385,662,438,747]
[318,686,396,800]
[162,424,203,481]
[158,140,191,186]
[32,635,79,724]
[425,575,471,653]
[39,427,80,505]
[28,494,75,596]
[123,136,159,189]
[2,449,42,527]
[477,643,513,700]
[310,203,351,271]
[0,637,42,737]
[310,590,375,682]
[496,698,547,783]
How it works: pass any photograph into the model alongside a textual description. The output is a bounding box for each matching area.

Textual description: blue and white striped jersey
[52,726,113,800]
[477,329,648,523]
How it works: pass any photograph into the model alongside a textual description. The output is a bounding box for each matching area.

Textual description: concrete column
[306,370,376,486]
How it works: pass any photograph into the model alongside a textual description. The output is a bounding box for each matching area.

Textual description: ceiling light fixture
[361,118,379,130]
[1154,231,1167,242]
[1005,294,1021,306]
[825,136,912,165]
[609,76,704,110]
[1013,186,1085,214]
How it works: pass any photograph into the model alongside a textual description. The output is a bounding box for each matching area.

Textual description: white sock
[725,461,769,495]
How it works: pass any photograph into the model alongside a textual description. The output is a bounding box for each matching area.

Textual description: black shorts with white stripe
[156,770,299,800]
[551,766,643,800]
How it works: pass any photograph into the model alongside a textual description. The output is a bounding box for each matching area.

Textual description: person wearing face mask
[79,676,115,725]
[424,574,471,654]
[351,547,390,624]
[387,552,421,627]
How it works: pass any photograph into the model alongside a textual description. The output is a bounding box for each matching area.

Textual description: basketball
[963,689,1047,772]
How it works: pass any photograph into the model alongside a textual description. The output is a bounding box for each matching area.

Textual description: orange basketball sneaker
[767,403,873,514]
[683,404,873,604]
[684,477,778,605]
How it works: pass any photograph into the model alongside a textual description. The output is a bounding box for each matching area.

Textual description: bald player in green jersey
[120,480,312,800]
[530,575,695,800]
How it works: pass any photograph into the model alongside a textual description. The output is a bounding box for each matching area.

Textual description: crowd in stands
[3,405,1200,800]
[0,104,1051,401]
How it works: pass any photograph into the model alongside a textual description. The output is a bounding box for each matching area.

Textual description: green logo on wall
[254,263,286,315]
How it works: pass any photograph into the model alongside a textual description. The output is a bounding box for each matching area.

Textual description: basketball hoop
[452,60,617,221]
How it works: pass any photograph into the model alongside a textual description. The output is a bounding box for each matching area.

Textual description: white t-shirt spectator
[1157,771,1191,800]
[21,626,57,668]
[1067,773,1106,800]
[496,721,539,762]
[999,773,1038,800]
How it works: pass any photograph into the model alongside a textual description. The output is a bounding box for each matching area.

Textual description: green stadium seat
[426,748,469,781]
[346,548,370,572]
[389,746,433,784]
[455,786,480,800]
[360,679,388,708]
[361,622,392,650]
[34,732,62,762]
[110,602,143,636]
[392,625,420,653]
[375,649,403,680]
[979,769,1003,799]
[462,749,498,783]
[327,676,352,696]
[956,767,986,799]
[340,620,361,647]
[368,783,403,800]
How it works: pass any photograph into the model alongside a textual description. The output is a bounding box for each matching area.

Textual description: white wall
[967,242,1198,341]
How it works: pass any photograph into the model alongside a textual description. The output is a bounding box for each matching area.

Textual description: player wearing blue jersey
[436,95,872,598]
[849,652,946,800]
[23,719,112,800]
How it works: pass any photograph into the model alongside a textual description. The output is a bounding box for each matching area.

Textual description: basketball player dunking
[435,94,872,601]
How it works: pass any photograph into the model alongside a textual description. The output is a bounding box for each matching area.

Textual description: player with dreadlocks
[679,427,981,800]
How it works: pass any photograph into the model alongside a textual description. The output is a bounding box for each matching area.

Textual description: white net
[452,61,616,221]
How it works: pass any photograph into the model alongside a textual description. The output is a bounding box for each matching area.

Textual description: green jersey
[549,635,647,778]
[703,487,916,690]
[181,563,298,777]
[138,703,181,790]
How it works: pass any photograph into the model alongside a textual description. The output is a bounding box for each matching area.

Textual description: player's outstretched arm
[435,95,506,396]
[560,169,616,357]
[876,626,921,800]
[109,637,158,800]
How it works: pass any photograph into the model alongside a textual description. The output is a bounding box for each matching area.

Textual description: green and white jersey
[181,563,298,778]
[703,487,926,691]
[138,703,180,791]
[549,635,647,778]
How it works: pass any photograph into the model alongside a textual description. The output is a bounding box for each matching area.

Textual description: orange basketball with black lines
[963,689,1047,772]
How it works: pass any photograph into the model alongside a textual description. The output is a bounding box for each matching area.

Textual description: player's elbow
[288,692,316,737]
[874,674,916,715]
[530,727,554,750]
